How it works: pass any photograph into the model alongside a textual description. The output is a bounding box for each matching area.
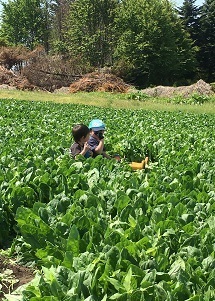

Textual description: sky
[175,0,204,6]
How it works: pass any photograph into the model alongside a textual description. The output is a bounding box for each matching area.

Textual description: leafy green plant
[0,99,215,300]
[169,93,212,105]
[126,91,150,101]
[188,93,211,104]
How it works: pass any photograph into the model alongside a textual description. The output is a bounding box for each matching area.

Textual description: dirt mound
[69,72,131,93]
[0,66,35,90]
[141,79,214,98]
[0,255,34,299]
[54,86,70,94]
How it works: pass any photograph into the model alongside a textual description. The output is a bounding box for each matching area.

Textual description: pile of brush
[69,72,131,93]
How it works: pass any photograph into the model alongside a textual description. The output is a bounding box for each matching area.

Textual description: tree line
[0,0,214,88]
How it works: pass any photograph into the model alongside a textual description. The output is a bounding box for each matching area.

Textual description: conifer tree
[198,0,215,82]
[177,0,201,44]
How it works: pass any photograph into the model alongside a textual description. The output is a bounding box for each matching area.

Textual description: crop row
[0,99,215,300]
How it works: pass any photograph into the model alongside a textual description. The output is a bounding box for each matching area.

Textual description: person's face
[80,132,90,144]
[84,132,90,142]
[93,130,104,136]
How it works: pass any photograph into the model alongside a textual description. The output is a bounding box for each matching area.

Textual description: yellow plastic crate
[129,157,149,170]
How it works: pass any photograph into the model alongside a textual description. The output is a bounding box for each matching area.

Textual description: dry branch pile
[0,65,16,85]
[0,46,89,91]
[141,79,214,98]
[22,55,87,92]
[69,72,131,93]
[0,65,35,90]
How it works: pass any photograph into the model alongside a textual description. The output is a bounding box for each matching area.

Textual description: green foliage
[1,99,215,300]
[177,0,200,43]
[198,0,215,82]
[65,0,118,67]
[113,0,197,88]
[126,91,150,101]
[169,93,213,105]
[0,0,50,50]
[0,0,214,88]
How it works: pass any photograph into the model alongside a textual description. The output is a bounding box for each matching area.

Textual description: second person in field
[88,119,111,159]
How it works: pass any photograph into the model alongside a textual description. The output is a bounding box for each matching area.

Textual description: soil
[0,255,34,300]
[141,79,214,98]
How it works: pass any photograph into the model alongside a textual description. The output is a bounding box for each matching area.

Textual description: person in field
[70,124,93,158]
[88,119,112,159]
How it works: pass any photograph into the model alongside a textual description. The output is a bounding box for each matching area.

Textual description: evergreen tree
[177,0,200,44]
[198,0,215,82]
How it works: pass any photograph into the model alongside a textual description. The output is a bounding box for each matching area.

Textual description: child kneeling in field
[70,124,93,158]
[88,119,111,159]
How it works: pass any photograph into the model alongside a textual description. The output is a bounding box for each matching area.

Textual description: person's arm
[94,139,104,154]
[94,137,111,159]
[70,143,81,157]
[79,142,91,157]
[71,142,90,158]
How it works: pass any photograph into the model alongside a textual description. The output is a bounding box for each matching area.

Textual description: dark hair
[72,124,90,142]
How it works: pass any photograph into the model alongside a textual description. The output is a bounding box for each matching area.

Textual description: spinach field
[1,99,215,300]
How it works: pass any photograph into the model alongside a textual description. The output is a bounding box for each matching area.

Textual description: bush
[170,93,212,105]
[126,91,150,101]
